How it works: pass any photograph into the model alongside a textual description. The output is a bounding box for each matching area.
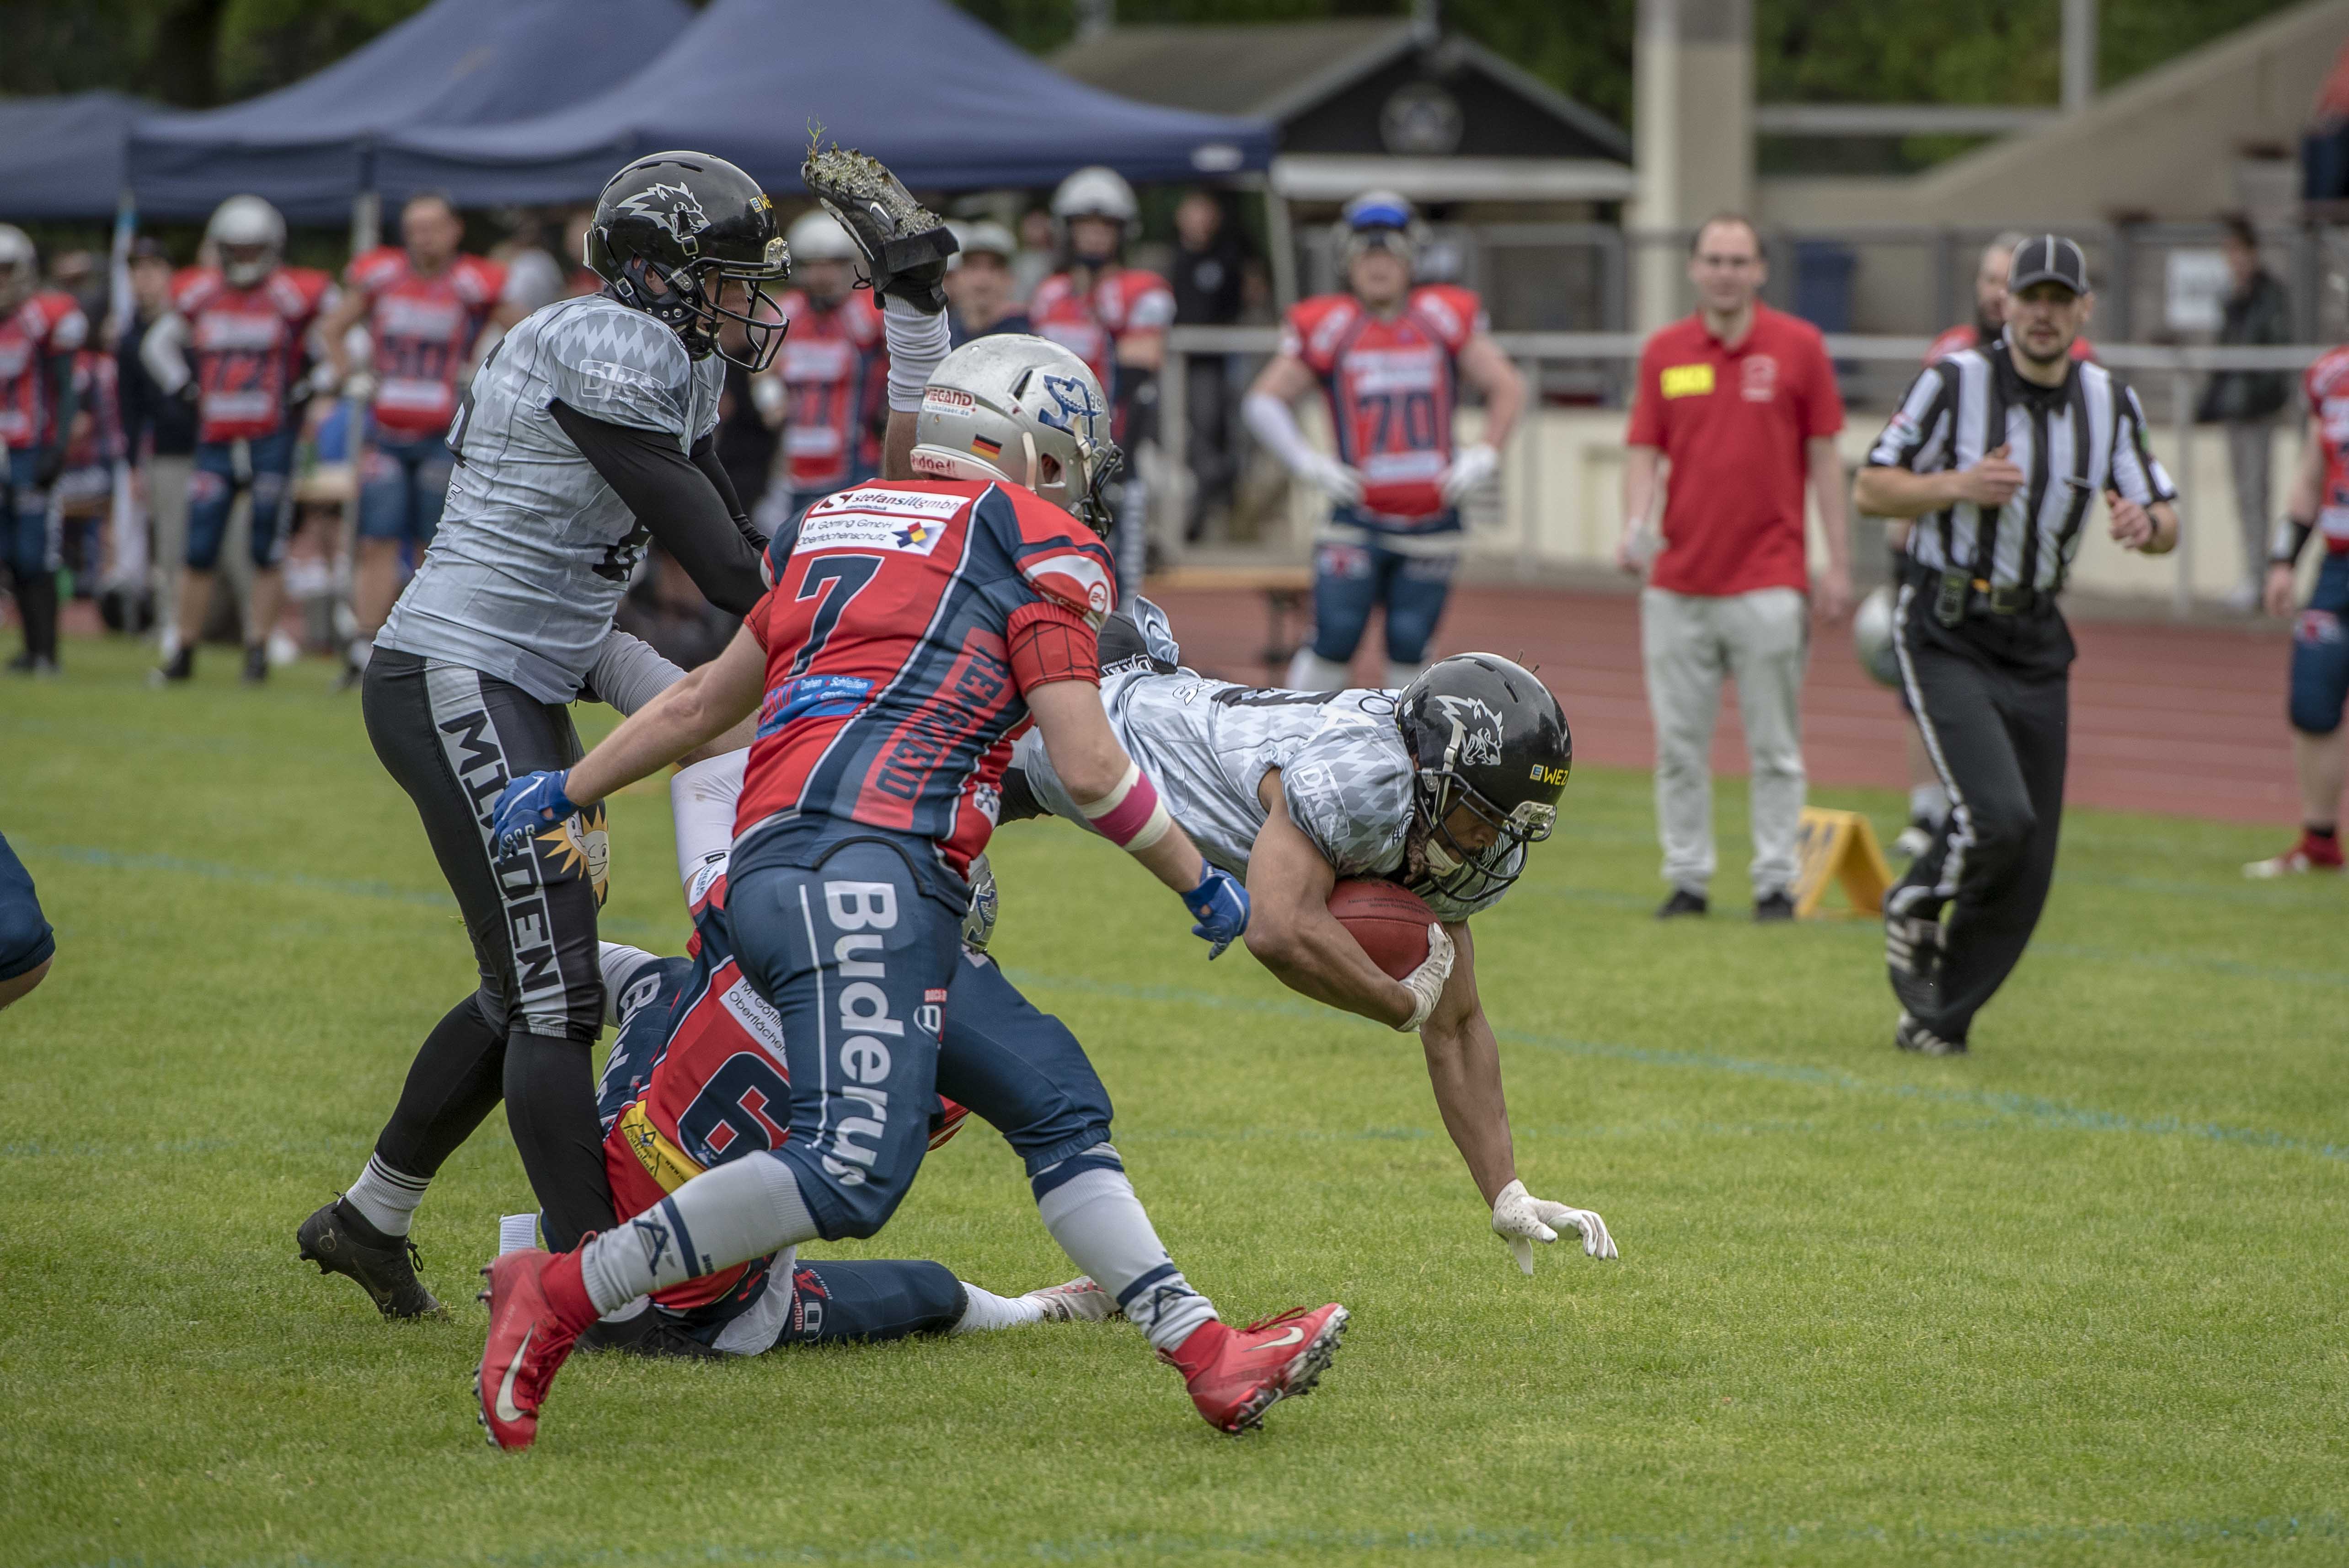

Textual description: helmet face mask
[206,196,285,289]
[1396,654,1571,906]
[589,152,791,373]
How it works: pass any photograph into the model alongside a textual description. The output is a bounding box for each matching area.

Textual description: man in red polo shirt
[1619,213,1850,921]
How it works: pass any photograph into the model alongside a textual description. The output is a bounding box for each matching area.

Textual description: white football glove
[1396,921,1455,1033]
[1491,1178,1617,1273]
[1439,441,1499,505]
[1297,450,1365,505]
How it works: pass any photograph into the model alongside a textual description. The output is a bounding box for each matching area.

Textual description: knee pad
[2289,609,2349,735]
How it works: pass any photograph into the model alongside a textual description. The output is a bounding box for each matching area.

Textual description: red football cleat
[1163,1303,1349,1434]
[474,1251,587,1451]
[2243,831,2344,879]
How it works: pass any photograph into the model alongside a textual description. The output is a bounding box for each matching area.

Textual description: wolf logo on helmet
[1431,694,1505,767]
[616,183,712,249]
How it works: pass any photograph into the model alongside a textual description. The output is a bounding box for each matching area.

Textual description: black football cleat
[296,1198,446,1319]
[578,1306,728,1360]
[150,645,194,686]
[1655,888,1708,919]
[1885,907,1945,1016]
[241,643,269,684]
[1894,1012,1967,1057]
[1753,889,1795,922]
[800,142,958,314]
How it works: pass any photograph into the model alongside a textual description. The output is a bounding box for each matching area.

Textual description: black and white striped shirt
[1866,345,2175,592]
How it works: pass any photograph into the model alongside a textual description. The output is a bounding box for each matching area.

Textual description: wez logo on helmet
[617,183,710,245]
[1432,694,1505,766]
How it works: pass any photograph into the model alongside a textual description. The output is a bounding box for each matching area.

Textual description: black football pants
[1889,582,2073,1044]
[360,648,615,1250]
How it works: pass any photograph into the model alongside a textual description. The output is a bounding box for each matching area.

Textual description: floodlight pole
[2062,0,2097,112]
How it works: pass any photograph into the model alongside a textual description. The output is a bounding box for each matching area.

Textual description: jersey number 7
[788,555,881,677]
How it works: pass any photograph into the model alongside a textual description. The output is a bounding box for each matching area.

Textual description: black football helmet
[1396,653,1571,904]
[587,151,789,372]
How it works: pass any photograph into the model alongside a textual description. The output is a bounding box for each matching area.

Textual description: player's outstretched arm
[1419,924,1617,1270]
[491,626,766,854]
[1026,680,1248,953]
[1241,770,1419,1027]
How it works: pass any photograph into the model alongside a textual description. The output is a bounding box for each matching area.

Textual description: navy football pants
[0,830,55,982]
[1309,524,1459,666]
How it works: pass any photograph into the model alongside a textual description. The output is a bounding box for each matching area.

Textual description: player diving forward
[476,279,1348,1443]
[1002,606,1618,1273]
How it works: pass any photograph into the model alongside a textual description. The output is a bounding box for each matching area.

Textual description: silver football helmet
[206,195,285,288]
[0,225,35,310]
[910,334,1123,534]
[785,209,860,265]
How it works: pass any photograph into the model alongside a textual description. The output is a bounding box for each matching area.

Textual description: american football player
[296,152,792,1302]
[1244,191,1526,691]
[757,209,888,528]
[474,307,1343,1446]
[141,195,336,685]
[0,224,87,675]
[1002,604,1618,1274]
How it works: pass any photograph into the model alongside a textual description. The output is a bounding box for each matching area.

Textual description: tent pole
[352,189,381,258]
[1259,175,1298,312]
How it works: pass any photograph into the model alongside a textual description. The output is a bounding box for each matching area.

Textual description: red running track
[1145,583,2300,827]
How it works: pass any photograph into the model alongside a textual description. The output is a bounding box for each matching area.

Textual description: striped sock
[1031,1144,1216,1353]
[342,1155,430,1237]
[578,1152,817,1316]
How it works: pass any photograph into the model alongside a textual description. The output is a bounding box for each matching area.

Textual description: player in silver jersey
[1006,602,1619,1272]
[300,152,792,1308]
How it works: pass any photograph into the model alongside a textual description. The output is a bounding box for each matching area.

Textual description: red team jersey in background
[2303,346,2349,555]
[0,290,88,451]
[171,265,334,444]
[65,351,123,469]
[1281,284,1484,524]
[1027,267,1173,440]
[737,479,1117,882]
[345,246,505,437]
[774,289,887,492]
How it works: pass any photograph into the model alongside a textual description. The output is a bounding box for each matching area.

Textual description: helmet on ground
[0,225,35,310]
[1340,188,1421,273]
[587,150,790,372]
[785,209,861,266]
[1396,653,1570,904]
[910,333,1123,535]
[1051,166,1140,249]
[1853,586,1902,689]
[206,196,285,288]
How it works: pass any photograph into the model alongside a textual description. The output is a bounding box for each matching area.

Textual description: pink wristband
[1081,761,1173,851]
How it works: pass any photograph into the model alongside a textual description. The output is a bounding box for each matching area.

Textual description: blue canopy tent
[127,0,692,224]
[373,0,1273,205]
[0,92,154,221]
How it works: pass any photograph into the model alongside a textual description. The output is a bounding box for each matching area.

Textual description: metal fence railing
[1158,328,2324,616]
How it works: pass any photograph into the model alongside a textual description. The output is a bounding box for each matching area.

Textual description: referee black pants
[1889,579,2073,1044]
[359,648,615,1249]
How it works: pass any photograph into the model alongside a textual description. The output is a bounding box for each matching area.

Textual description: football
[1328,878,1434,979]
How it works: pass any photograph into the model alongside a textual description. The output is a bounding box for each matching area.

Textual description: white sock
[1031,1145,1216,1353]
[343,1154,429,1237]
[1908,781,1949,827]
[1285,648,1353,692]
[578,1154,818,1315]
[949,1283,1045,1335]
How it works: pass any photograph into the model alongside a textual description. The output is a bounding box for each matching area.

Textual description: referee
[1855,235,2178,1056]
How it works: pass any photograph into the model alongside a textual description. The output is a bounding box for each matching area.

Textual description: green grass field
[3,635,2345,1567]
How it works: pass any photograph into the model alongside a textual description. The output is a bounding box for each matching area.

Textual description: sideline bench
[1144,563,1314,675]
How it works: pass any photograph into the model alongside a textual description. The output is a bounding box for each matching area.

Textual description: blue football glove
[491,769,578,860]
[1182,864,1249,959]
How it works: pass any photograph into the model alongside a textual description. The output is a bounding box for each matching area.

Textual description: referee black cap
[2008,234,2089,296]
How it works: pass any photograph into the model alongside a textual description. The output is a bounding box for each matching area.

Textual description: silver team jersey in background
[1012,666,1521,923]
[376,294,725,703]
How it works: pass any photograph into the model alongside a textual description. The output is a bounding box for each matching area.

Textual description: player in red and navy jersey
[314,192,514,682]
[480,302,1344,1445]
[1244,192,1526,692]
[140,195,336,685]
[2247,342,2349,877]
[1027,166,1174,596]
[756,210,889,527]
[0,224,87,674]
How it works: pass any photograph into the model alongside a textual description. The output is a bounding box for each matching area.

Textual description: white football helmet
[785,209,860,265]
[947,219,1017,270]
[910,334,1122,534]
[206,195,285,288]
[0,224,36,310]
[1051,166,1139,244]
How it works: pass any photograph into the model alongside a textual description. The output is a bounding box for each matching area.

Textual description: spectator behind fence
[945,220,1030,346]
[2199,215,2293,610]
[1171,189,1247,542]
[1620,213,1850,922]
[119,238,197,644]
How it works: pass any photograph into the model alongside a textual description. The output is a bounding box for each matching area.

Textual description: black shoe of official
[1885,909,1945,1016]
[1753,889,1796,922]
[1894,1012,1967,1056]
[578,1306,728,1360]
[296,1199,446,1320]
[151,646,194,686]
[1655,888,1708,919]
[241,643,269,684]
[800,143,958,314]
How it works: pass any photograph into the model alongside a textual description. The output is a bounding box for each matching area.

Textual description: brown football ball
[1327,878,1434,980]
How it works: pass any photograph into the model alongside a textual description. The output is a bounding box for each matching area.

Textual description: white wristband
[883,294,952,413]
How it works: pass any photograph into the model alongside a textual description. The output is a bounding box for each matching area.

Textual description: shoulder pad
[1409,285,1483,348]
[990,487,1116,626]
[540,298,695,436]
[456,255,505,304]
[348,247,405,291]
